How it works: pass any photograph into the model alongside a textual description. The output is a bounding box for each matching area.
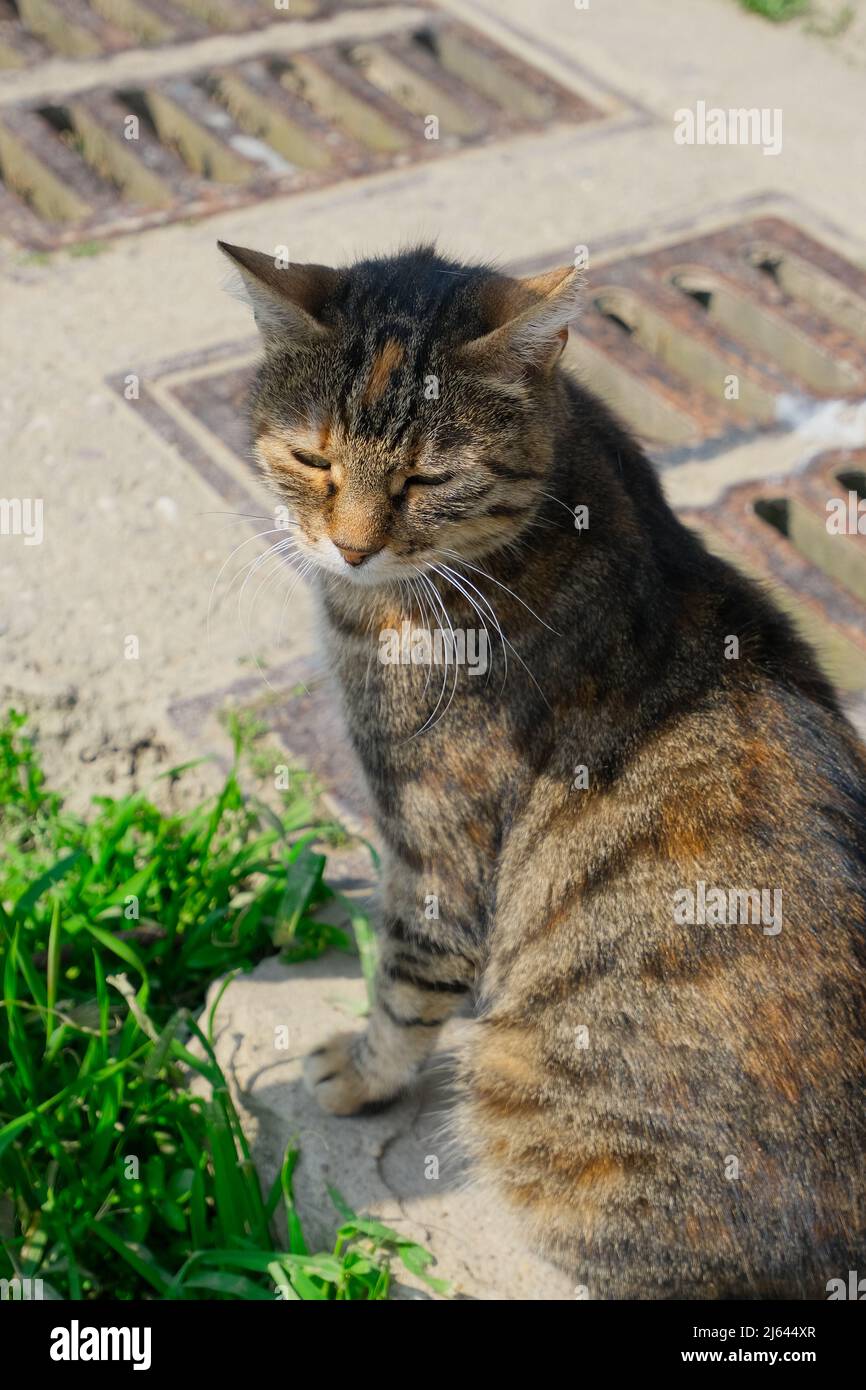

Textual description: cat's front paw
[304,1032,396,1116]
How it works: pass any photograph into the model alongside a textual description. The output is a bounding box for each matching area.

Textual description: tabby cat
[219,239,866,1299]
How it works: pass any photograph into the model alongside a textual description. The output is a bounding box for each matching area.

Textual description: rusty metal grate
[563,217,866,465]
[679,448,866,724]
[0,14,604,247]
[0,0,380,68]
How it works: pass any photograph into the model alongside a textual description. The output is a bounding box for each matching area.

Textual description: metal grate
[0,15,604,247]
[563,217,866,465]
[680,449,866,715]
[0,0,380,68]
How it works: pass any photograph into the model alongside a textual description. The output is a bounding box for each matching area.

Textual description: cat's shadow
[248,1044,474,1297]
[225,951,472,1275]
[252,1039,468,1199]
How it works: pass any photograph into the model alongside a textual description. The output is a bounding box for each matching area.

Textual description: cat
[219,239,866,1299]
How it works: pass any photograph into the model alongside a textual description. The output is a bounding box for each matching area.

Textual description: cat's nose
[334,541,383,568]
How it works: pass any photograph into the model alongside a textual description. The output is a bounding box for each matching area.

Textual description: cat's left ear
[460,266,582,376]
[218,241,341,348]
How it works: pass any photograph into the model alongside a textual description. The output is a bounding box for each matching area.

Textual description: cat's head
[219,242,580,587]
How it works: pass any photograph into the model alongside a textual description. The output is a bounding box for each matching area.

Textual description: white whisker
[206,525,295,647]
[427,560,498,693]
[438,547,561,636]
[430,554,551,708]
[405,572,459,740]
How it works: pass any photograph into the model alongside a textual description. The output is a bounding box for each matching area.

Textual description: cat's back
[464,671,866,1299]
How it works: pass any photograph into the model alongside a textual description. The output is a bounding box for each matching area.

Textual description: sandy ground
[2,0,865,1298]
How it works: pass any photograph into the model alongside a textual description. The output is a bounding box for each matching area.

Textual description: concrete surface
[202,950,575,1299]
[2,0,865,1298]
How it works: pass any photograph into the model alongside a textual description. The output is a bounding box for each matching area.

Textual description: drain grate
[0,0,379,68]
[679,449,866,720]
[0,14,604,247]
[562,217,866,464]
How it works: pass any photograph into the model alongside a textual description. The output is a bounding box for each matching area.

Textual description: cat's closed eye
[395,473,454,498]
[293,450,331,471]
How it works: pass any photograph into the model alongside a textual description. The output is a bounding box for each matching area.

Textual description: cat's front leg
[304,913,476,1116]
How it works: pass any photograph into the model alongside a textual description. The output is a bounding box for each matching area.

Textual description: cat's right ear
[217,242,341,349]
[459,265,582,378]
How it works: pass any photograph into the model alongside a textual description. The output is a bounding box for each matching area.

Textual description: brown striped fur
[220,241,866,1299]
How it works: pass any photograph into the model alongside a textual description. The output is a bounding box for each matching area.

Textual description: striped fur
[222,242,866,1299]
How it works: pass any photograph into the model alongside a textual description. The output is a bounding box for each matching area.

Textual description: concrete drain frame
[110,196,866,740]
[0,3,618,249]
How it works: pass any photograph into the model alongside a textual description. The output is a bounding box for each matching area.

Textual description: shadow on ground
[203,951,575,1300]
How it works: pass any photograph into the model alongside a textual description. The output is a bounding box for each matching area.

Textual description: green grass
[736,0,808,20]
[67,240,110,258]
[0,710,444,1300]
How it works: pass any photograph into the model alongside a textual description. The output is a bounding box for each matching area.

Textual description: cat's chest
[336,636,500,757]
[329,620,515,826]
